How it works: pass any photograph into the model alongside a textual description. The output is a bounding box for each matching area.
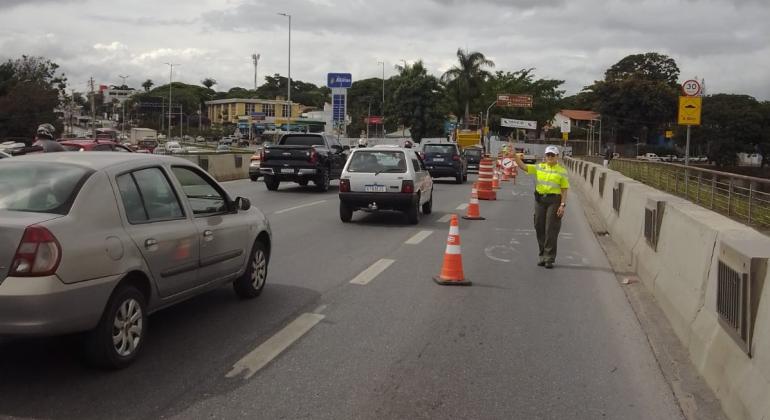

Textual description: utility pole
[252,53,260,90]
[277,13,291,103]
[378,60,385,138]
[118,74,129,140]
[164,63,180,140]
[89,77,96,140]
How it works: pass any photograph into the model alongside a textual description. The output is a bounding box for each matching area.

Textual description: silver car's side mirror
[235,197,251,211]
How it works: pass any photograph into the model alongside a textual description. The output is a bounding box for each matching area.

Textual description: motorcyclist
[32,123,65,152]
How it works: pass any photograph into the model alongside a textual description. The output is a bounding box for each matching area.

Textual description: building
[206,98,302,126]
[552,109,601,131]
[552,109,602,155]
[100,85,136,105]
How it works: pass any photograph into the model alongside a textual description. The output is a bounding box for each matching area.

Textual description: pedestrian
[513,145,570,269]
[603,146,612,168]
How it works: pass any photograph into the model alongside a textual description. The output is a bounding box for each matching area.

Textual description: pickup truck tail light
[260,149,265,161]
[308,149,318,164]
[339,179,350,192]
[401,180,414,194]
[10,226,62,277]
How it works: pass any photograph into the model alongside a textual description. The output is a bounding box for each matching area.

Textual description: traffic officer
[513,145,570,268]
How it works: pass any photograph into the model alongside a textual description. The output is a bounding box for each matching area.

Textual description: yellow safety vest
[527,163,569,195]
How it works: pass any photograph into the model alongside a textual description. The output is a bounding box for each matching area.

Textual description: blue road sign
[328,73,352,88]
[332,94,346,122]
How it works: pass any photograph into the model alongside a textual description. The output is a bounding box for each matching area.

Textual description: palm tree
[441,49,494,128]
[142,79,153,92]
[201,78,217,89]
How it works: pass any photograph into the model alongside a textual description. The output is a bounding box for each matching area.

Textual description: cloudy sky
[1,0,769,100]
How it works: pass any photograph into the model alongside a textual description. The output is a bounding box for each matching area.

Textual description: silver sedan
[0,153,271,368]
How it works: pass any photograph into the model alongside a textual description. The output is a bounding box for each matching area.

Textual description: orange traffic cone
[501,164,510,181]
[434,214,471,286]
[492,169,500,190]
[462,185,485,220]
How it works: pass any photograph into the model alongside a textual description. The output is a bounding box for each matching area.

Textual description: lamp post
[377,60,385,137]
[277,12,291,104]
[251,53,260,90]
[163,63,180,140]
[118,74,129,140]
[484,101,496,153]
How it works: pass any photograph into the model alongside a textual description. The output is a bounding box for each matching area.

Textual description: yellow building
[206,98,302,125]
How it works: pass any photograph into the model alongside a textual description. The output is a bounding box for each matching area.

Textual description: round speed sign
[682,79,701,96]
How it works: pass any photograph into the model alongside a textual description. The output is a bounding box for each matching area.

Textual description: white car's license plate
[281,168,294,174]
[364,185,387,192]
[433,157,444,162]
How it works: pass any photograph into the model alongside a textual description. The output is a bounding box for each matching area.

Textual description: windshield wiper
[374,168,404,175]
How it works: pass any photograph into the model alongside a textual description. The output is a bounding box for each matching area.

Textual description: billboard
[500,118,537,130]
[327,73,353,88]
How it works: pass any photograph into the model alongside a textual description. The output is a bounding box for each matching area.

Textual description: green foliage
[142,79,154,92]
[388,61,446,142]
[347,77,390,137]
[604,53,680,86]
[253,74,329,108]
[441,49,494,127]
[201,78,217,89]
[0,56,66,138]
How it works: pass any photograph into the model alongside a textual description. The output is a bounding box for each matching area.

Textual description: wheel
[339,201,353,223]
[455,172,464,184]
[297,179,309,186]
[422,191,433,215]
[406,194,421,224]
[233,241,269,299]
[83,284,147,369]
[315,168,330,192]
[250,175,259,182]
[264,176,280,191]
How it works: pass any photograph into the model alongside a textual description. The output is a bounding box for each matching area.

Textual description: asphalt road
[0,172,684,420]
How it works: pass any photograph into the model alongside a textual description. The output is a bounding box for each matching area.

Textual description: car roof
[354,146,412,153]
[4,151,193,170]
[59,139,118,145]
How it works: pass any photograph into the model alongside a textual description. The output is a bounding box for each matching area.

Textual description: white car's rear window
[348,151,407,173]
[0,162,92,214]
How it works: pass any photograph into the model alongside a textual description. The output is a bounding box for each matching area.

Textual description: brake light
[401,180,414,193]
[259,149,265,161]
[452,154,460,161]
[10,226,62,277]
[309,148,318,164]
[339,179,350,192]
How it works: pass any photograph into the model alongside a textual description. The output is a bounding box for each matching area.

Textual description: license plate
[281,168,294,174]
[433,157,444,162]
[364,185,387,192]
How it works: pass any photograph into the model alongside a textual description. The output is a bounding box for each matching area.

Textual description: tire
[339,201,353,223]
[315,168,330,192]
[422,191,433,215]
[83,284,147,369]
[264,176,280,191]
[455,172,464,184]
[250,175,259,182]
[297,179,309,186]
[233,241,269,299]
[406,194,421,224]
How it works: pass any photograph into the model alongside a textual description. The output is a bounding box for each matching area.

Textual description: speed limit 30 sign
[682,79,701,96]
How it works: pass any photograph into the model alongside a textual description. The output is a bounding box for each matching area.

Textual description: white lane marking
[226,312,325,380]
[313,304,327,314]
[438,214,452,223]
[405,230,433,245]
[456,203,469,210]
[274,200,327,214]
[350,258,395,285]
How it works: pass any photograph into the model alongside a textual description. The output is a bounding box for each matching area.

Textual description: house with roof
[551,109,601,132]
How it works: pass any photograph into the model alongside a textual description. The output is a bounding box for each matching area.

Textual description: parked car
[339,146,433,224]
[58,138,134,153]
[260,133,349,191]
[216,144,231,153]
[164,141,183,154]
[636,153,662,162]
[463,146,483,172]
[0,153,272,368]
[421,143,467,183]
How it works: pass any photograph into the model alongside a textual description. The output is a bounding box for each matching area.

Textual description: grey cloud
[0,0,85,10]
[86,14,199,26]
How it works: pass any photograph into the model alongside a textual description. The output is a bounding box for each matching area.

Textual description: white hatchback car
[338,146,433,224]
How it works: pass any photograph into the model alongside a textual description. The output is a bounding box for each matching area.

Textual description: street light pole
[164,63,180,140]
[277,13,291,104]
[118,74,129,140]
[377,60,385,137]
[252,53,260,90]
[484,100,496,153]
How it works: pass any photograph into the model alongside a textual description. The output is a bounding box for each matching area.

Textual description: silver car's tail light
[10,226,62,277]
[339,178,350,192]
[401,180,414,194]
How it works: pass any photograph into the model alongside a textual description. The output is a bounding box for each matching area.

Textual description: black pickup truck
[259,133,349,191]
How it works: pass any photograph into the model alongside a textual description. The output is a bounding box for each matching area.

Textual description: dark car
[421,143,467,184]
[58,138,134,152]
[463,146,483,172]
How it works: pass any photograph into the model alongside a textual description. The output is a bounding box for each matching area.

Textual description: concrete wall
[179,153,252,182]
[566,158,770,420]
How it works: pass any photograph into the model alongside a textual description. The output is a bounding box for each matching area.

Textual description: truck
[259,133,349,192]
[129,128,158,152]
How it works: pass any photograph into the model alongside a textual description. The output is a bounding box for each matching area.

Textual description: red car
[57,138,134,153]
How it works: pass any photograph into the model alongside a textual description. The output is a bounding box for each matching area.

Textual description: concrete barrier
[566,158,770,420]
[178,153,252,182]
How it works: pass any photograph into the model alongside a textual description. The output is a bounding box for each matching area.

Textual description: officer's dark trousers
[534,193,562,263]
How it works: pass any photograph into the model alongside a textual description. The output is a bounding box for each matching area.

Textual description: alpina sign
[327,73,352,88]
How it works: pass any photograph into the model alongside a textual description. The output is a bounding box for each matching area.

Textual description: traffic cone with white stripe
[433,214,471,286]
[492,169,500,190]
[462,185,485,220]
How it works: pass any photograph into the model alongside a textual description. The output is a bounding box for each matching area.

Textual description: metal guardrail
[567,157,770,230]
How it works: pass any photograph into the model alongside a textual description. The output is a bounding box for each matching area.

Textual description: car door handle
[203,230,214,241]
[144,238,158,250]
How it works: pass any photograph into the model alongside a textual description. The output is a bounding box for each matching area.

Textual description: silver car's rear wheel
[83,284,147,369]
[234,240,269,299]
[113,298,143,357]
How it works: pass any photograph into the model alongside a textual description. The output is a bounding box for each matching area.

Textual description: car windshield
[0,162,92,214]
[347,151,407,173]
[280,136,325,146]
[465,149,481,157]
[423,145,456,154]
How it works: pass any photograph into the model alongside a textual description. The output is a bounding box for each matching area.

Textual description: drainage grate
[717,260,749,354]
[234,155,243,168]
[644,200,665,251]
[612,182,623,213]
[200,158,209,171]
[599,173,606,197]
[590,167,596,186]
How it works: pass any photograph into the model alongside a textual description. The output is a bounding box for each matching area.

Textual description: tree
[142,79,154,92]
[201,78,217,89]
[691,94,767,165]
[348,78,389,137]
[388,61,446,142]
[441,49,494,128]
[0,55,67,139]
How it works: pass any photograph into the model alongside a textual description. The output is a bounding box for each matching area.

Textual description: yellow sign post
[678,96,702,126]
[561,132,568,141]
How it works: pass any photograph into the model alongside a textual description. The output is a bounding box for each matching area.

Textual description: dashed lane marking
[438,214,452,223]
[456,203,469,210]
[226,312,325,380]
[274,200,327,214]
[349,259,395,285]
[405,230,433,245]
